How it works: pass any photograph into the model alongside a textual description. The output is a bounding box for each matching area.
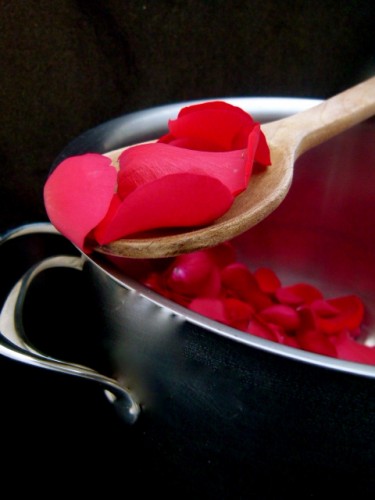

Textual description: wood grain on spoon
[98,76,375,259]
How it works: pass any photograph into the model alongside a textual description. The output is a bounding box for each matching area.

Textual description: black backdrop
[1,1,374,497]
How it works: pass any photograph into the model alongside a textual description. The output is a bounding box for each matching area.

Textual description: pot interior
[234,116,375,345]
[84,99,375,368]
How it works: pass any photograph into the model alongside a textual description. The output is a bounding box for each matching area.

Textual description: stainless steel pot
[1,98,375,497]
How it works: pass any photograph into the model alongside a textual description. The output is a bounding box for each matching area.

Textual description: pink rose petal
[94,173,233,244]
[118,142,248,197]
[43,154,117,251]
[45,101,271,253]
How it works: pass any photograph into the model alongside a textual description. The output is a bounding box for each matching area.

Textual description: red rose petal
[297,330,337,358]
[348,327,362,340]
[118,142,248,197]
[278,334,300,348]
[221,263,258,290]
[106,254,171,281]
[316,295,364,335]
[165,251,221,297]
[205,242,237,268]
[94,173,233,244]
[143,272,165,295]
[43,154,117,251]
[139,241,368,363]
[223,298,255,330]
[247,318,279,342]
[329,295,364,330]
[260,304,300,331]
[243,125,261,185]
[276,283,323,306]
[333,331,375,365]
[297,306,319,332]
[158,135,221,151]
[310,299,340,317]
[189,297,228,324]
[221,263,273,310]
[160,101,256,151]
[177,100,252,119]
[254,267,282,294]
[254,129,271,166]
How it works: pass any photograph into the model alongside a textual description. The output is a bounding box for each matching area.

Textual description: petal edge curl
[43,154,117,251]
[94,172,234,245]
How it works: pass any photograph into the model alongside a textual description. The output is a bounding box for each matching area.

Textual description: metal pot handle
[0,223,140,424]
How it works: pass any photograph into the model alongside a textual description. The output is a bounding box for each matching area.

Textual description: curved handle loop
[0,224,140,424]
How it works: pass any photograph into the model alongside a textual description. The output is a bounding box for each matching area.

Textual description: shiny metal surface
[0,224,140,424]
[80,97,375,378]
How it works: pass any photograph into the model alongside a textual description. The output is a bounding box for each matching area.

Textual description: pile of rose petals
[114,242,375,365]
[44,101,271,252]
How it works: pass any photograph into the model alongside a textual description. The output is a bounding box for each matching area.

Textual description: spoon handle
[266,75,375,157]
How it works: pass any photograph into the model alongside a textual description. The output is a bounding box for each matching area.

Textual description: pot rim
[89,250,375,380]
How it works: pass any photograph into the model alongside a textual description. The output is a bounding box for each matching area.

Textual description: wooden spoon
[98,76,375,259]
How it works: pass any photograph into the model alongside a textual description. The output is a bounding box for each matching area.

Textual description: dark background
[0,1,374,497]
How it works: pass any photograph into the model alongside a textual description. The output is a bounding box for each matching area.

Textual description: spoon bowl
[98,76,375,259]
